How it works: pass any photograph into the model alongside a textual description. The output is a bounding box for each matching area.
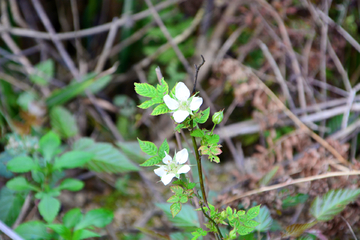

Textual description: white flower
[163,82,203,123]
[154,148,191,185]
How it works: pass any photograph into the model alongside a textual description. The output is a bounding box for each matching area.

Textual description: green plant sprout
[135,58,261,240]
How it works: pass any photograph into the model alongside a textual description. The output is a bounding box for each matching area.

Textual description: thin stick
[144,0,192,77]
[0,220,24,240]
[192,55,205,95]
[340,216,358,240]
[220,170,360,206]
[248,66,348,164]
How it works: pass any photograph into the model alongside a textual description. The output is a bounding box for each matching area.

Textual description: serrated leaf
[63,208,82,229]
[167,195,180,203]
[7,156,37,173]
[259,166,279,187]
[171,185,184,195]
[157,78,169,97]
[135,83,157,98]
[50,106,79,138]
[243,219,259,228]
[247,205,260,219]
[158,139,169,158]
[179,195,188,203]
[151,103,170,115]
[38,195,60,223]
[310,188,360,221]
[170,202,182,217]
[207,134,220,144]
[0,187,25,226]
[175,123,185,132]
[195,107,210,124]
[237,225,254,235]
[138,138,158,156]
[138,99,158,109]
[156,203,199,230]
[254,206,273,232]
[73,138,139,173]
[282,222,317,238]
[190,129,205,137]
[187,182,196,189]
[140,156,162,166]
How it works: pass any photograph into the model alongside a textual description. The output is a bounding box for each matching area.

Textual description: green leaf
[190,129,205,137]
[58,178,84,191]
[39,131,61,161]
[73,229,100,240]
[63,208,82,229]
[53,151,94,170]
[156,203,199,230]
[0,187,25,226]
[140,156,162,167]
[30,59,54,86]
[46,77,95,107]
[134,82,157,97]
[196,107,210,124]
[75,208,113,230]
[50,106,79,138]
[117,141,148,164]
[158,139,169,159]
[170,202,182,217]
[157,78,169,97]
[259,166,279,187]
[137,138,158,156]
[138,98,158,109]
[243,219,259,228]
[179,195,188,203]
[47,224,71,237]
[170,185,184,195]
[15,221,51,239]
[247,205,260,219]
[282,193,309,209]
[151,103,170,116]
[6,177,39,191]
[237,225,254,235]
[254,206,273,232]
[167,195,180,203]
[73,138,139,173]
[38,195,61,223]
[310,188,360,221]
[7,156,37,173]
[85,73,112,94]
[282,222,317,238]
[207,134,220,144]
[187,182,196,189]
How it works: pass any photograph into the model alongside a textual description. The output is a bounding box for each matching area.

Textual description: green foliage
[138,138,170,167]
[310,188,360,221]
[6,156,38,173]
[282,222,317,238]
[38,195,61,223]
[73,138,139,173]
[156,203,199,230]
[57,178,84,191]
[30,59,54,86]
[191,228,208,240]
[15,221,52,239]
[197,129,222,163]
[282,194,309,209]
[53,151,94,170]
[254,206,273,232]
[0,187,25,226]
[134,78,170,115]
[39,131,61,162]
[74,208,114,230]
[6,177,39,191]
[212,110,224,125]
[50,106,79,138]
[166,184,194,217]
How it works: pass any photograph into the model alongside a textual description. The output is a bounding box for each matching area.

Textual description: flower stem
[191,134,207,204]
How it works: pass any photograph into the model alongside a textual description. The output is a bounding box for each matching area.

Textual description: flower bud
[212,110,224,124]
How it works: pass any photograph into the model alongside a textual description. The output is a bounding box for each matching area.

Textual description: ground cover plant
[1,0,360,239]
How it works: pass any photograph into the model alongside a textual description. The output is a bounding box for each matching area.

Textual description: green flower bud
[212,110,224,124]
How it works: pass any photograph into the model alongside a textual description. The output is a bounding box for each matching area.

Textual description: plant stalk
[191,134,207,205]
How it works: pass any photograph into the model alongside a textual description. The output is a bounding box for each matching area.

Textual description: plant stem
[200,203,224,239]
[191,134,207,204]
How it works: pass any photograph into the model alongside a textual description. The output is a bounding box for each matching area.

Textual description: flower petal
[163,95,179,110]
[173,110,190,123]
[161,173,175,185]
[162,152,172,164]
[175,82,190,101]
[190,97,203,111]
[177,165,190,174]
[176,148,189,164]
[154,166,167,177]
